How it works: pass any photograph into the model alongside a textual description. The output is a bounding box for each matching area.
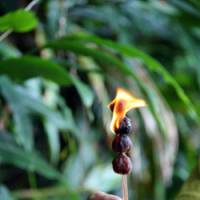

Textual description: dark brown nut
[115,116,133,134]
[112,154,132,174]
[112,134,132,153]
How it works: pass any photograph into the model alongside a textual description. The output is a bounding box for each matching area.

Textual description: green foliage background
[0,0,200,200]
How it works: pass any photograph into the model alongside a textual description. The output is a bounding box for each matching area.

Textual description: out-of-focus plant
[0,0,200,200]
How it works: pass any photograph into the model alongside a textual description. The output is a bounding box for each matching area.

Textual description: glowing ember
[108,88,146,132]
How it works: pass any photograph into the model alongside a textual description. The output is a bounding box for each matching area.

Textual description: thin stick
[0,0,40,42]
[122,175,128,200]
[25,0,40,11]
[0,29,12,42]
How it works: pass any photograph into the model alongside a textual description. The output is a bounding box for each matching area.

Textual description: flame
[108,88,146,132]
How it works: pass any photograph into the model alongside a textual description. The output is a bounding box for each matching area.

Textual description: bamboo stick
[122,175,128,200]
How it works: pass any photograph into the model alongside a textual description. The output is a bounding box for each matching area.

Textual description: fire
[108,88,146,132]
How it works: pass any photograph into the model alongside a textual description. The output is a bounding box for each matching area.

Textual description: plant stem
[0,0,40,42]
[28,172,38,200]
[25,0,40,11]
[28,173,37,189]
[0,30,12,42]
[122,175,128,200]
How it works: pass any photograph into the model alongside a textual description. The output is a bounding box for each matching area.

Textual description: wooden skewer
[122,175,128,200]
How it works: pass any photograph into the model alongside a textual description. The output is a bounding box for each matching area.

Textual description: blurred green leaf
[63,154,85,188]
[83,165,121,192]
[176,165,200,200]
[13,186,81,200]
[45,40,175,138]
[25,79,61,164]
[0,76,77,151]
[0,133,61,180]
[63,141,96,188]
[46,0,61,39]
[0,42,21,59]
[62,33,198,119]
[70,75,94,108]
[0,56,93,110]
[0,9,38,32]
[169,0,200,18]
[0,1,200,199]
[0,76,34,150]
[0,186,15,200]
[0,56,72,85]
[44,121,60,164]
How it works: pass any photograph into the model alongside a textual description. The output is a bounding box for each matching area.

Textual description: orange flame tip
[108,88,146,132]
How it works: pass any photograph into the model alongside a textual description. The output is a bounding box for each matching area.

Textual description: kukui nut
[115,116,133,134]
[112,154,132,174]
[112,134,132,153]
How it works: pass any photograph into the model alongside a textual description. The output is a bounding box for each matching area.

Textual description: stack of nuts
[112,116,133,174]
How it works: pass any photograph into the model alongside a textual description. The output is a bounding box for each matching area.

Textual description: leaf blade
[0,10,38,32]
[60,33,198,119]
[0,56,72,85]
[45,40,168,138]
[0,186,15,200]
[0,133,61,180]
